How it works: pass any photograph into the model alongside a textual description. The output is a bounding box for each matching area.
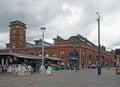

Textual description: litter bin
[98,64,101,75]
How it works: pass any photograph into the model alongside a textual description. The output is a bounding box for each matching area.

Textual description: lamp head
[96,12,100,18]
[40,27,46,33]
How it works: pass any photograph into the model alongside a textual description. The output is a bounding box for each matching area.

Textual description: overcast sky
[0,0,120,51]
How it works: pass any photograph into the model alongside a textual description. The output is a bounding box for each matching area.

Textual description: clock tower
[9,20,27,49]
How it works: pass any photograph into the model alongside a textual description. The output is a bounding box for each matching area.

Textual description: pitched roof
[53,36,64,42]
[76,34,96,46]
[54,34,96,46]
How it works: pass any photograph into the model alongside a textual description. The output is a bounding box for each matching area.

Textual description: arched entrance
[88,55,92,66]
[69,50,79,69]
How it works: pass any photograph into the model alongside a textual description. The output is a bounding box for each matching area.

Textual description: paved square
[0,68,120,87]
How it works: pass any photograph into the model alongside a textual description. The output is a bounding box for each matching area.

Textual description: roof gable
[68,36,80,45]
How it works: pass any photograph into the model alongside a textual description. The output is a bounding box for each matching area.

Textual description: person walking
[46,65,52,76]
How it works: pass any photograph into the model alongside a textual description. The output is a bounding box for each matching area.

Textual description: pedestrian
[0,65,2,73]
[4,64,8,74]
[46,65,52,76]
[39,65,46,73]
[74,66,77,72]
[108,64,110,70]
[8,65,12,74]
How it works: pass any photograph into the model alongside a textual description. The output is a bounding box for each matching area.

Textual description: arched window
[69,50,79,69]
[69,51,79,59]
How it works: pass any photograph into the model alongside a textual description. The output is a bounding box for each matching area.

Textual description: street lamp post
[40,27,46,78]
[96,12,101,75]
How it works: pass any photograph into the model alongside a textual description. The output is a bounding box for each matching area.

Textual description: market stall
[0,52,42,74]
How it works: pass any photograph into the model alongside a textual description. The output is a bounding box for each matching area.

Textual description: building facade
[115,49,120,66]
[0,20,115,69]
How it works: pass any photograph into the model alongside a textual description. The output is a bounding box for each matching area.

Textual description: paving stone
[0,68,120,87]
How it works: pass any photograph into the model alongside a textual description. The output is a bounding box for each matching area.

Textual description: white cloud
[0,33,9,48]
[0,0,120,51]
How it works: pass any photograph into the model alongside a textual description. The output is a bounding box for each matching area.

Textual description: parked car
[88,64,97,69]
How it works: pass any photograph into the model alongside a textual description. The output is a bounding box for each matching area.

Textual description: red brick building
[0,20,115,69]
